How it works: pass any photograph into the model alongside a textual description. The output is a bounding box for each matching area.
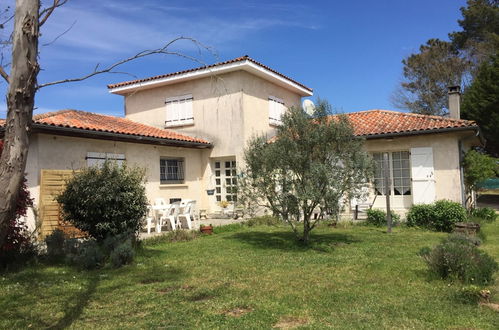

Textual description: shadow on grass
[47,275,99,330]
[227,230,360,252]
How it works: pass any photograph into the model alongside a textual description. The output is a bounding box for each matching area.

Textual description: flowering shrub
[0,140,35,265]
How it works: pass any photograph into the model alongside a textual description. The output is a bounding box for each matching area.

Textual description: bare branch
[39,0,69,27]
[37,36,212,89]
[42,20,76,46]
[0,65,8,83]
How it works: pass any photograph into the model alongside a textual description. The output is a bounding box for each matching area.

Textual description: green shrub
[454,285,484,304]
[109,240,135,268]
[246,215,281,227]
[57,162,148,241]
[406,200,467,232]
[471,207,497,223]
[66,240,106,270]
[421,233,498,285]
[432,200,467,232]
[406,204,434,228]
[44,229,66,261]
[366,209,400,227]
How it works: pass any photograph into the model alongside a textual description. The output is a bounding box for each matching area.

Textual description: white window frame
[269,96,286,126]
[372,151,412,196]
[86,152,125,167]
[165,94,194,127]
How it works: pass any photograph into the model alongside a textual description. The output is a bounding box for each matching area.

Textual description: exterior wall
[24,133,207,230]
[122,69,303,212]
[123,70,302,162]
[353,130,480,218]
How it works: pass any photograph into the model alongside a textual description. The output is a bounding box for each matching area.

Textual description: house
[0,56,482,236]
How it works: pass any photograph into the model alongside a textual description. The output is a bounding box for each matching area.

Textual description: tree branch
[37,37,212,89]
[0,65,8,83]
[39,0,69,27]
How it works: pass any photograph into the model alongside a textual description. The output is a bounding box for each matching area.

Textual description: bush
[406,204,434,228]
[471,207,497,223]
[454,285,485,304]
[72,240,106,270]
[246,215,281,227]
[366,209,400,227]
[421,233,498,285]
[406,200,467,232]
[432,200,467,232]
[57,162,148,241]
[45,229,66,261]
[109,240,135,268]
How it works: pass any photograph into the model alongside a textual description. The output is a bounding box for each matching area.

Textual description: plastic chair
[159,204,177,231]
[144,206,155,234]
[177,201,196,230]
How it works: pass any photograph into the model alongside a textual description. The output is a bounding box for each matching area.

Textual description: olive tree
[241,101,372,243]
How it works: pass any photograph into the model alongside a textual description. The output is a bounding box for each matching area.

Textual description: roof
[1,110,210,147]
[107,55,313,96]
[342,110,478,137]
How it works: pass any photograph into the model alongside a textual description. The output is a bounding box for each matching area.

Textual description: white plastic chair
[144,206,155,234]
[159,204,177,231]
[177,201,196,230]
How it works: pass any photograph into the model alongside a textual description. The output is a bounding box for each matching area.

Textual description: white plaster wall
[24,133,207,230]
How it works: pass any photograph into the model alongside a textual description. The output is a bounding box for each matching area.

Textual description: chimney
[448,86,461,119]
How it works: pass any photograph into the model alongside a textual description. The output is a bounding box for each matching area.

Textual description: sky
[0,0,468,117]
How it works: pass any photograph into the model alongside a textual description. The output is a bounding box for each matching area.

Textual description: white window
[160,158,185,184]
[269,96,286,126]
[86,152,125,167]
[373,151,411,196]
[214,159,237,202]
[165,94,194,127]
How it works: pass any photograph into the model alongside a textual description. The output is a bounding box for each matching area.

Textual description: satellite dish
[302,99,315,115]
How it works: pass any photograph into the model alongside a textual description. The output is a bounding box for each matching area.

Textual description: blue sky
[0,0,467,117]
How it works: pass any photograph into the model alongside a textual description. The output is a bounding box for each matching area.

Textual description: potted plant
[200,224,213,235]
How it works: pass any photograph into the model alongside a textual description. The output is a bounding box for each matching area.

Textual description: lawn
[1,222,498,329]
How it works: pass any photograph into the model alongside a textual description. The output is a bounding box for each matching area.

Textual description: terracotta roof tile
[342,110,477,137]
[16,110,210,145]
[107,55,313,92]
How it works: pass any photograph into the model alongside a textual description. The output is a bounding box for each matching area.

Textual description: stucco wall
[123,69,302,162]
[359,130,479,217]
[24,133,208,230]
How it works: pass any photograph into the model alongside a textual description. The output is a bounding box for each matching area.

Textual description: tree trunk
[0,0,40,247]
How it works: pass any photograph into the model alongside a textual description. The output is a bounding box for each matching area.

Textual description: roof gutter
[361,125,481,140]
[30,124,213,149]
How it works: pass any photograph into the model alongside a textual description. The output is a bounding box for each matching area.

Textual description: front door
[213,159,237,203]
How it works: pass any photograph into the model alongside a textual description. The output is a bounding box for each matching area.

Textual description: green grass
[1,222,499,329]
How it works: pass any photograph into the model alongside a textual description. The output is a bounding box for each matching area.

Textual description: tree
[241,101,372,243]
[0,0,210,248]
[392,39,470,115]
[462,149,499,208]
[450,0,499,71]
[462,53,499,155]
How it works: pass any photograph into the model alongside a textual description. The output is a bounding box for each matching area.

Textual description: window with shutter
[269,96,285,126]
[165,94,194,127]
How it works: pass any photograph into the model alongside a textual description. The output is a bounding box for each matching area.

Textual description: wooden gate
[39,169,84,238]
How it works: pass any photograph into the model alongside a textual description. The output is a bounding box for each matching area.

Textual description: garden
[1,215,498,329]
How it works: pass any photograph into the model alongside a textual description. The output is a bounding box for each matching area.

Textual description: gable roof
[1,110,211,148]
[108,55,313,96]
[342,110,478,138]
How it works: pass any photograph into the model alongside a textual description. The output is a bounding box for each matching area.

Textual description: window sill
[159,184,188,188]
[165,121,194,128]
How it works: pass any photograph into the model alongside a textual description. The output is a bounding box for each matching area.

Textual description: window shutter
[410,147,436,204]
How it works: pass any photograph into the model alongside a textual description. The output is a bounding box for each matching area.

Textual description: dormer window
[269,96,286,126]
[165,94,194,127]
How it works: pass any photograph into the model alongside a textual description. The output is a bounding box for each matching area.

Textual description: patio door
[213,159,237,203]
[410,147,436,204]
